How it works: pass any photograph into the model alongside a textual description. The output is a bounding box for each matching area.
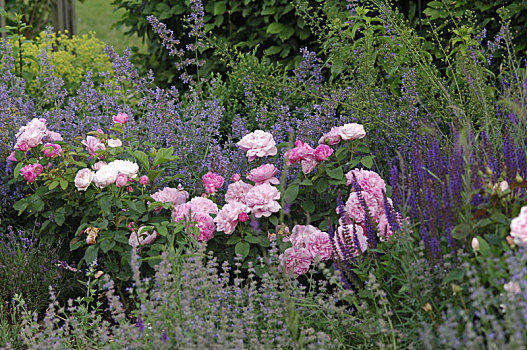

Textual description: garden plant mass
[1,0,527,348]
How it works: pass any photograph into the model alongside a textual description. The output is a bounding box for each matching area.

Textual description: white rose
[338,123,366,141]
[93,164,119,188]
[108,160,139,178]
[75,168,94,191]
[107,138,122,148]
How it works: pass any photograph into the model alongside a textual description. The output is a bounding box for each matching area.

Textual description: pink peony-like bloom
[112,112,129,124]
[20,163,43,183]
[75,168,94,191]
[510,206,527,247]
[345,169,387,199]
[231,173,241,182]
[305,230,333,261]
[279,247,312,276]
[151,186,189,207]
[377,215,394,241]
[237,130,278,162]
[82,135,106,157]
[43,143,62,158]
[343,191,382,223]
[15,118,48,150]
[202,172,224,194]
[225,180,253,204]
[286,224,320,247]
[128,226,158,248]
[285,140,321,174]
[314,144,333,162]
[173,206,216,242]
[247,164,280,185]
[93,164,119,188]
[92,161,107,171]
[189,196,218,215]
[44,130,63,142]
[214,202,250,234]
[338,123,366,141]
[139,175,149,185]
[318,126,342,145]
[107,138,122,148]
[245,183,281,218]
[115,173,129,187]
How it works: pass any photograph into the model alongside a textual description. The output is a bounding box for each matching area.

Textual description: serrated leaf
[70,238,82,251]
[48,180,59,190]
[269,215,278,226]
[360,155,375,169]
[100,240,116,253]
[244,235,260,244]
[264,45,282,55]
[84,245,99,264]
[13,199,28,215]
[99,196,112,216]
[316,178,328,193]
[13,162,24,179]
[326,166,344,180]
[451,223,471,240]
[133,150,149,169]
[235,241,250,260]
[60,179,68,190]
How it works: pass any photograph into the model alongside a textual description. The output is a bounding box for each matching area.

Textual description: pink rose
[305,230,333,261]
[18,142,29,152]
[202,172,224,194]
[231,173,241,182]
[139,175,149,185]
[285,140,320,174]
[279,247,312,276]
[286,224,320,247]
[333,224,368,260]
[318,126,342,145]
[345,169,386,199]
[107,160,139,179]
[43,143,62,158]
[75,168,94,191]
[115,173,129,187]
[173,206,216,242]
[19,163,43,183]
[245,183,281,218]
[93,164,119,188]
[82,136,106,157]
[45,130,63,142]
[92,161,107,171]
[7,151,18,162]
[301,156,319,174]
[314,144,333,162]
[338,123,366,141]
[113,112,129,124]
[15,118,47,149]
[189,196,219,214]
[247,164,280,185]
[225,180,253,204]
[128,226,158,248]
[238,212,249,222]
[343,191,381,223]
[237,130,278,162]
[511,206,527,247]
[214,202,250,235]
[151,186,189,207]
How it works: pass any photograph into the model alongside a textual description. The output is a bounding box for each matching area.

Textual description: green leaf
[54,209,65,226]
[48,180,59,190]
[84,245,99,264]
[153,147,177,167]
[443,269,464,284]
[133,150,149,169]
[326,167,344,180]
[360,155,375,169]
[100,240,116,253]
[70,238,82,251]
[214,1,227,15]
[31,199,45,213]
[13,162,24,179]
[59,179,68,190]
[267,22,284,34]
[279,25,295,40]
[301,199,315,213]
[451,223,471,240]
[335,147,349,162]
[476,236,492,257]
[269,215,279,226]
[264,45,282,55]
[99,196,112,216]
[284,184,299,203]
[316,178,328,193]
[244,235,260,244]
[235,241,250,260]
[13,199,28,215]
[226,236,242,245]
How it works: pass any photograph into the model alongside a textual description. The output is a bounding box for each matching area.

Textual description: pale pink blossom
[115,173,129,187]
[305,230,333,261]
[112,112,129,124]
[231,173,241,182]
[91,163,107,174]
[93,164,119,188]
[107,138,122,148]
[279,247,312,276]
[20,163,43,183]
[345,169,387,199]
[286,225,319,247]
[314,144,333,162]
[173,206,216,242]
[301,156,319,174]
[108,160,139,178]
[82,135,105,157]
[318,126,341,145]
[15,118,47,149]
[75,168,94,191]
[151,186,189,206]
[43,143,62,158]
[247,164,280,185]
[225,180,253,204]
[128,226,158,248]
[139,175,149,185]
[7,151,18,162]
[202,172,224,194]
[343,191,381,223]
[237,130,278,162]
[510,206,527,247]
[377,215,394,241]
[214,202,250,235]
[285,140,320,174]
[504,281,521,297]
[189,196,218,214]
[338,123,366,141]
[245,183,281,218]
[44,130,63,142]
[333,224,368,259]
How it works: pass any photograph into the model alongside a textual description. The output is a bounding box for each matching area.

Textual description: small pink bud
[231,173,241,182]
[202,193,208,198]
[19,142,28,152]
[128,221,135,229]
[96,129,104,134]
[115,173,129,188]
[113,112,129,124]
[238,212,249,222]
[139,175,149,185]
[506,235,515,247]
[128,186,133,193]
[471,237,479,251]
